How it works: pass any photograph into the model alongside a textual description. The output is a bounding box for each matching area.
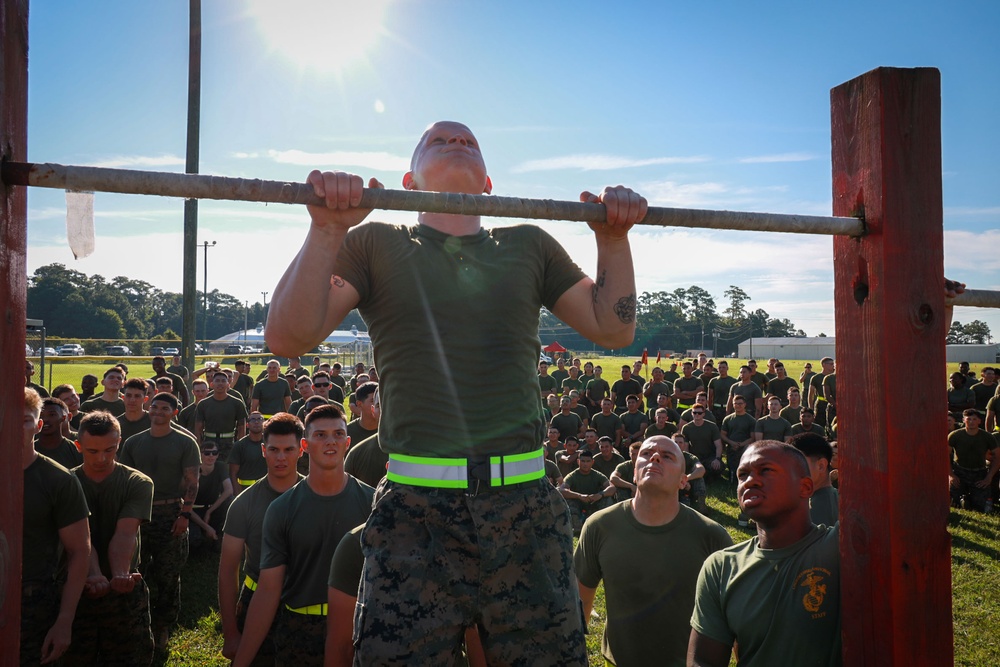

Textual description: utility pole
[261,291,269,327]
[201,240,215,343]
[181,0,202,373]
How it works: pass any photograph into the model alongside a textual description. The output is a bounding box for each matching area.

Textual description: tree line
[27,263,365,349]
[540,285,808,357]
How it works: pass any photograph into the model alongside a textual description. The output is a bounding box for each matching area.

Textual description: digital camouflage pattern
[139,504,189,631]
[62,581,153,667]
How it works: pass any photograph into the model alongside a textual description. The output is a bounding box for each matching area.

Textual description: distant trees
[27,263,368,343]
[947,320,993,345]
[539,284,806,357]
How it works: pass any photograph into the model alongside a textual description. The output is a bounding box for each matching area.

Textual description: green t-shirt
[34,436,82,470]
[73,463,153,576]
[561,377,583,394]
[822,373,836,404]
[80,395,126,418]
[692,525,841,667]
[643,381,673,405]
[229,435,268,484]
[327,524,366,596]
[681,421,722,462]
[335,222,584,458]
[645,422,678,438]
[791,423,826,438]
[592,451,626,478]
[721,412,757,444]
[780,405,803,425]
[591,412,623,441]
[550,412,583,440]
[344,433,389,489]
[729,382,763,410]
[810,374,828,405]
[176,402,198,434]
[948,428,997,469]
[563,468,611,495]
[555,449,580,478]
[23,455,90,585]
[550,369,569,391]
[232,374,255,404]
[810,486,839,527]
[576,502,733,666]
[755,416,793,442]
[544,458,563,485]
[621,411,649,440]
[970,381,998,411]
[260,476,374,608]
[766,377,799,406]
[708,376,738,407]
[119,428,201,500]
[538,374,557,394]
[223,474,304,582]
[196,394,248,435]
[613,459,634,486]
[585,378,611,404]
[346,419,378,448]
[611,378,643,409]
[251,378,292,416]
[681,408,717,424]
[948,386,976,410]
[119,413,152,444]
[749,371,769,392]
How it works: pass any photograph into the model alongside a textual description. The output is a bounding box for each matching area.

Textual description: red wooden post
[0,0,29,662]
[831,68,952,665]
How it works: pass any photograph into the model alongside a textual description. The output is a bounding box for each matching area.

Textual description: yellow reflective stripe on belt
[238,478,256,487]
[489,448,545,487]
[244,575,257,591]
[285,603,327,615]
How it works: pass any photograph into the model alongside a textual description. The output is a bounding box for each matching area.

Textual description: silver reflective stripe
[387,457,467,486]
[489,451,545,485]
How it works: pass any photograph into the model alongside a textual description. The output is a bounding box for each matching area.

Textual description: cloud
[232,151,260,159]
[85,155,185,169]
[510,154,710,173]
[944,206,1000,219]
[737,152,818,164]
[945,229,1000,271]
[266,149,409,171]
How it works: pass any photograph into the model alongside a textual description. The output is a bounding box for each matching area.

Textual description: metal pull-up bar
[0,160,866,237]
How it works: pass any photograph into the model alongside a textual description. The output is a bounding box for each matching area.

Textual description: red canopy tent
[542,341,567,353]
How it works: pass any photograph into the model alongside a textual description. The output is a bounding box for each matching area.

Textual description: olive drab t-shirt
[563,469,611,496]
[334,222,585,458]
[73,463,153,576]
[229,436,268,484]
[34,436,83,470]
[251,379,292,416]
[23,455,90,585]
[224,474,304,582]
[119,429,201,500]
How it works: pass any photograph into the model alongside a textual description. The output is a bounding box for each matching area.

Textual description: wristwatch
[179,511,192,520]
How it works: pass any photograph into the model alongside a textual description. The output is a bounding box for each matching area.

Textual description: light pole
[261,291,269,328]
[201,240,215,345]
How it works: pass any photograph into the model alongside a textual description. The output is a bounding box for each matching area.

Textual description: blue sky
[24,1,1000,339]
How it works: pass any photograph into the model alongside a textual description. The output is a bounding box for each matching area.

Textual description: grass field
[32,354,1000,665]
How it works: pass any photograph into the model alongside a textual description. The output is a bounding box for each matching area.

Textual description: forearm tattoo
[614,293,636,324]
[592,269,607,305]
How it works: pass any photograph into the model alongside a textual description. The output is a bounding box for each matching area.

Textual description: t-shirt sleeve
[332,223,376,305]
[537,227,587,310]
[572,517,603,589]
[259,499,289,570]
[121,471,154,522]
[223,491,250,538]
[327,525,366,595]
[182,435,202,468]
[690,554,735,645]
[55,471,90,528]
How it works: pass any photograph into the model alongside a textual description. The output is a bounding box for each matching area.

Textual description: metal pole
[948,289,1000,309]
[181,0,202,376]
[261,291,269,328]
[0,160,866,238]
[201,240,215,343]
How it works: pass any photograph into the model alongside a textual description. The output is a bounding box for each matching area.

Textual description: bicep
[687,629,734,667]
[550,278,601,341]
[59,518,91,555]
[320,277,362,345]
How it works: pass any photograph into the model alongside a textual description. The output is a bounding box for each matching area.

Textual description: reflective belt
[204,431,236,439]
[238,478,256,487]
[676,402,692,411]
[816,396,827,403]
[285,603,327,616]
[386,448,546,489]
[244,575,257,591]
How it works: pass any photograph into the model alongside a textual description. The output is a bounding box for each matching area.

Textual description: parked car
[224,344,244,355]
[38,346,58,356]
[150,346,164,356]
[105,345,132,356]
[163,347,180,356]
[195,344,206,354]
[57,343,85,356]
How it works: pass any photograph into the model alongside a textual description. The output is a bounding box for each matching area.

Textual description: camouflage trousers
[236,585,277,666]
[139,504,189,630]
[20,585,59,667]
[272,608,325,667]
[354,478,587,666]
[62,580,153,667]
[567,496,614,532]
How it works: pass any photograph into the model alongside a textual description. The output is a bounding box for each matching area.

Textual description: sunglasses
[313,383,331,388]
[202,450,219,456]
[692,411,705,415]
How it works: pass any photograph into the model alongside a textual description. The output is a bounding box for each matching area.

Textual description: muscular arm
[229,463,242,496]
[578,583,598,621]
[236,417,246,441]
[107,517,142,583]
[233,565,284,667]
[250,398,260,414]
[610,468,636,494]
[325,588,357,667]
[687,630,734,667]
[219,534,246,659]
[41,518,90,665]
[173,465,200,536]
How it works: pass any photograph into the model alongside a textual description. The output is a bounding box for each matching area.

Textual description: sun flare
[246,0,392,75]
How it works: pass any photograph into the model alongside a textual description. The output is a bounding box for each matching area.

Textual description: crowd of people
[21,120,991,667]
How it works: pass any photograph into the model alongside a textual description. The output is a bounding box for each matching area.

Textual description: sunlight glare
[247,0,392,75]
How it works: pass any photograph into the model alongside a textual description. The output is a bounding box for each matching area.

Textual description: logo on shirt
[795,567,831,616]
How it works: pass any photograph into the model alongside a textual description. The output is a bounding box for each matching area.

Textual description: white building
[737,337,835,361]
[945,344,1000,363]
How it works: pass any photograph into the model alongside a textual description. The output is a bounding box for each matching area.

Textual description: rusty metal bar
[948,289,1000,309]
[1,160,865,237]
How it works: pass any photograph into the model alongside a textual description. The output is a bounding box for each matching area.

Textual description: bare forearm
[578,584,597,620]
[180,468,199,506]
[59,541,89,623]
[592,237,636,345]
[269,226,349,354]
[107,532,137,578]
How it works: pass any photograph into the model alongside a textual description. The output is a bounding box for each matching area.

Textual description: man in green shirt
[765,362,798,408]
[66,411,155,667]
[562,365,584,395]
[620,394,649,451]
[346,381,380,447]
[609,440,640,501]
[80,366,127,418]
[550,357,570,393]
[219,412,305,664]
[611,365,642,413]
[721,395,756,499]
[196,371,249,461]
[642,366,672,406]
[707,360,738,422]
[809,357,835,428]
[229,411,268,493]
[682,406,723,479]
[286,375,315,417]
[559,449,616,533]
[538,360,558,398]
[550,395,584,440]
[948,409,1000,512]
[728,365,763,418]
[645,407,679,439]
[780,387,804,426]
[21,388,90,667]
[672,361,702,412]
[592,397,625,450]
[34,397,82,470]
[232,405,373,667]
[791,407,826,437]
[592,436,626,478]
[792,432,839,526]
[232,360,255,407]
[689,441,841,666]
[251,360,293,417]
[152,356,190,407]
[755,396,794,444]
[577,436,732,666]
[584,365,612,416]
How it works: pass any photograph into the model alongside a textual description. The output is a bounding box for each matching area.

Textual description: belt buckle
[466,455,491,497]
